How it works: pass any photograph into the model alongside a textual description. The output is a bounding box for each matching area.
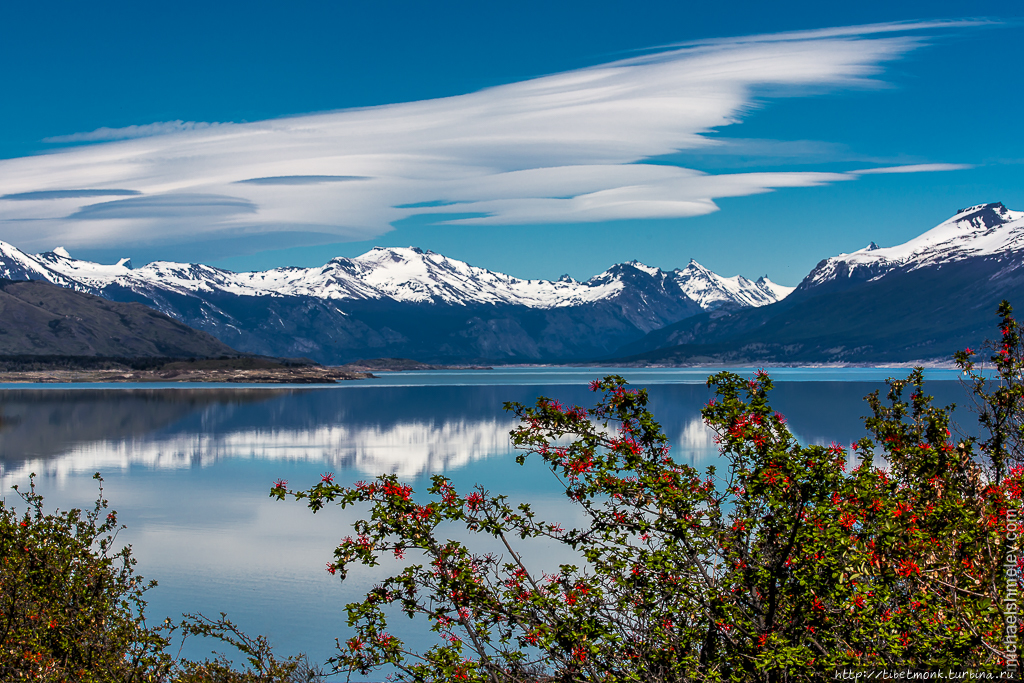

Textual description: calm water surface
[0,367,977,677]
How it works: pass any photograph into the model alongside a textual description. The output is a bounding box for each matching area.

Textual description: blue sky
[0,0,1021,285]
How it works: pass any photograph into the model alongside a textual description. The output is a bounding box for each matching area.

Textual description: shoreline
[0,362,970,384]
[482,360,963,370]
[0,367,375,384]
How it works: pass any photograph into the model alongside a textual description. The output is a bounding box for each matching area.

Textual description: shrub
[0,475,321,683]
[0,473,168,682]
[277,306,1024,681]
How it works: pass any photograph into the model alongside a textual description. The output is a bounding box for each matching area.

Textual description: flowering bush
[275,304,1024,681]
[955,299,1024,479]
[0,473,168,682]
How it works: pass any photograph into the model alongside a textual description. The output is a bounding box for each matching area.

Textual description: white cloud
[0,23,974,254]
[656,19,992,49]
[850,163,974,175]
[43,120,225,143]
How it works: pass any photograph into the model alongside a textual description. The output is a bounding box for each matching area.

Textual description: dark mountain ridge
[0,279,237,358]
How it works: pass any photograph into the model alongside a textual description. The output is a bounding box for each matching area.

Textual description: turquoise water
[0,364,974,392]
[0,368,979,679]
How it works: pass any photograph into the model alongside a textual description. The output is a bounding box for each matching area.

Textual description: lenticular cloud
[0,22,968,253]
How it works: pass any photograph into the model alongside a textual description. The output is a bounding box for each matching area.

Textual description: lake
[0,367,979,678]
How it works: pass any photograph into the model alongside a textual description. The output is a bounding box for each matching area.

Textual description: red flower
[839,513,857,530]
[381,481,413,501]
[321,472,334,483]
[896,560,920,577]
[272,479,287,490]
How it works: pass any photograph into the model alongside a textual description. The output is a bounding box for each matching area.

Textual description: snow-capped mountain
[671,260,792,309]
[0,243,789,363]
[0,242,81,288]
[799,202,1024,294]
[25,245,789,311]
[613,202,1024,365]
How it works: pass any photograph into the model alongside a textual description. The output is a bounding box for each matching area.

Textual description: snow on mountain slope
[755,276,796,301]
[803,202,1024,289]
[671,260,794,310]
[0,242,82,289]
[8,244,788,311]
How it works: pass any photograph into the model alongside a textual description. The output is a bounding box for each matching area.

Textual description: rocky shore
[0,365,374,384]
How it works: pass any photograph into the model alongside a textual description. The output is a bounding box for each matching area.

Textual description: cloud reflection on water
[0,417,520,487]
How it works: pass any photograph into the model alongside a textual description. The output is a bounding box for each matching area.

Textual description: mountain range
[615,202,1024,364]
[0,202,1019,365]
[0,243,790,363]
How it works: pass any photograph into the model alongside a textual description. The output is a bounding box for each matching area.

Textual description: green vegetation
[0,474,165,681]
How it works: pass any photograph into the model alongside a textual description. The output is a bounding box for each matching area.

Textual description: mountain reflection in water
[0,380,974,488]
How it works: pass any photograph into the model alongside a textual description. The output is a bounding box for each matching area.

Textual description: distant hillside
[0,279,238,358]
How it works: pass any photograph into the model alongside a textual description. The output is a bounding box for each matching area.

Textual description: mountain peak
[950,202,1012,230]
[800,203,1024,293]
[955,201,1006,216]
[623,260,661,276]
[368,246,426,256]
[678,260,715,277]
